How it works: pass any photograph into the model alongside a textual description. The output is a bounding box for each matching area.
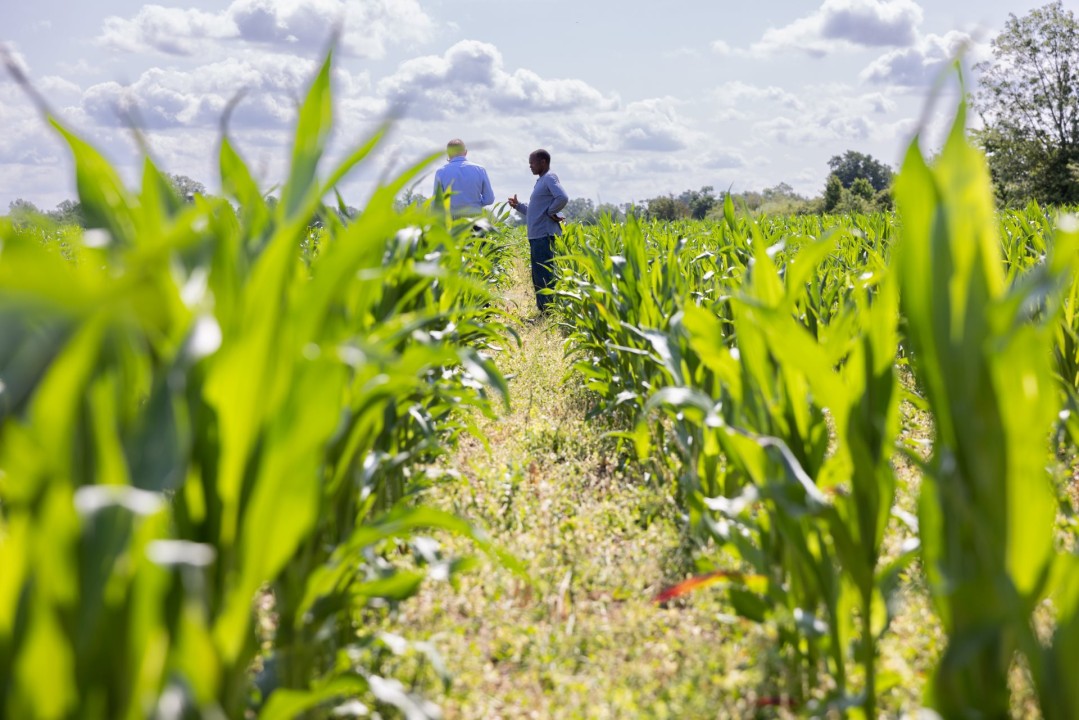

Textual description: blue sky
[0,0,1049,212]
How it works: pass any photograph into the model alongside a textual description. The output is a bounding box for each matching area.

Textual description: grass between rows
[369,236,1049,719]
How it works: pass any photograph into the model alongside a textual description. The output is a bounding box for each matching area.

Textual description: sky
[0,0,1051,213]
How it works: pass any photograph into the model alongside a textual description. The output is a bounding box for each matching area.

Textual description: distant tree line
[6,197,87,227]
[5,174,207,227]
[559,198,632,224]
[10,158,902,231]
[557,150,897,225]
[556,148,899,225]
[5,174,363,229]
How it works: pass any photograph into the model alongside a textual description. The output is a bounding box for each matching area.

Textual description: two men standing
[433,140,569,315]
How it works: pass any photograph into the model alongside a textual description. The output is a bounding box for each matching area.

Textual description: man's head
[528,149,551,176]
[447,139,467,159]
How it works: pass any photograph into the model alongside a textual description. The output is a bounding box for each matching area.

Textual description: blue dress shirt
[434,156,494,215]
[515,172,569,239]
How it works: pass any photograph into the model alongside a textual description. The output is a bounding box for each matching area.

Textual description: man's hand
[507,194,519,209]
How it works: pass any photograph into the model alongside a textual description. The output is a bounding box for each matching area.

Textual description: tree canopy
[561,198,626,224]
[641,186,717,221]
[826,151,894,193]
[7,198,85,227]
[974,0,1079,205]
[166,173,207,201]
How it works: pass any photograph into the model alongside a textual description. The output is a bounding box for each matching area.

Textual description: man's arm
[507,194,527,215]
[547,174,569,215]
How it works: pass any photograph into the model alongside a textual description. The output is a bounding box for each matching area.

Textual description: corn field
[551,102,1079,717]
[3,53,1079,718]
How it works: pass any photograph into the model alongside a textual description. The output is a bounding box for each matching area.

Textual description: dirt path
[390,243,777,719]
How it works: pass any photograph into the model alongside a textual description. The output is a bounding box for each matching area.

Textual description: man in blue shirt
[508,149,569,314]
[433,139,495,217]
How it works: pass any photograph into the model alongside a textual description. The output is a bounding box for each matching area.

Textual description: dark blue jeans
[528,235,557,312]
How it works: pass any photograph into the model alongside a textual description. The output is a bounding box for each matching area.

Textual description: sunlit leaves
[1,49,515,719]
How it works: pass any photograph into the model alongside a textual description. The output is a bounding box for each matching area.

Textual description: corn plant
[894,97,1079,718]
[549,126,1079,715]
[636,206,907,714]
[0,50,516,719]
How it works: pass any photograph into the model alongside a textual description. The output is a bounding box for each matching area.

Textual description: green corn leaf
[138,155,182,232]
[259,676,369,720]
[50,118,137,247]
[352,571,426,601]
[297,506,525,622]
[280,52,334,220]
[219,134,271,244]
[213,357,344,661]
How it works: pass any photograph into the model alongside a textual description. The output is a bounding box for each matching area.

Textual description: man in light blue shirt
[433,139,494,217]
[508,149,569,315]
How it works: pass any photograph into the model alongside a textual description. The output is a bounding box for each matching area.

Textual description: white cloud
[865,91,898,113]
[617,98,699,152]
[702,149,748,171]
[819,0,922,46]
[757,114,867,147]
[97,0,433,58]
[39,76,84,97]
[637,155,696,175]
[715,81,805,111]
[0,83,65,176]
[526,98,698,154]
[99,6,236,56]
[753,0,924,56]
[378,40,617,120]
[81,54,328,129]
[710,39,755,59]
[746,84,913,149]
[711,40,733,56]
[56,59,102,77]
[860,31,978,86]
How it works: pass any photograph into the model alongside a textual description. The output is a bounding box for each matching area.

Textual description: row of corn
[0,54,517,718]
[551,102,1079,717]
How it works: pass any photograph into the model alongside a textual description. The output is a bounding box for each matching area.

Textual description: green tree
[49,199,85,226]
[823,174,844,213]
[6,199,44,225]
[166,173,207,201]
[738,190,764,211]
[563,197,598,224]
[973,1,1079,205]
[759,182,813,214]
[827,150,894,192]
[595,202,624,222]
[645,195,689,221]
[850,177,875,201]
[677,186,717,219]
[762,182,796,203]
[395,185,427,211]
